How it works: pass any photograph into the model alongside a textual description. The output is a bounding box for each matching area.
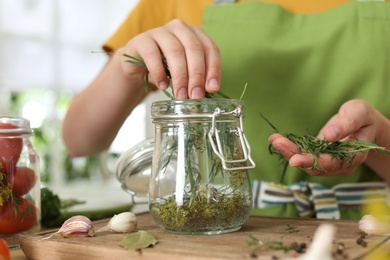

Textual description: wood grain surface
[19,213,389,260]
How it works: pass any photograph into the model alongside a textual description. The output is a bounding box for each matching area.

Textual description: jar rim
[151,98,245,119]
[0,116,32,134]
[152,98,244,109]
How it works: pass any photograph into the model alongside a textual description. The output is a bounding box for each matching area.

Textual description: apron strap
[252,181,390,219]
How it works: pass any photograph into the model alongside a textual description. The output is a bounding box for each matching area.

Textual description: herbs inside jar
[149,99,254,235]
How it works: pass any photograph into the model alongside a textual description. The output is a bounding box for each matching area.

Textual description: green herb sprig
[260,114,390,183]
[285,224,300,233]
[246,234,292,254]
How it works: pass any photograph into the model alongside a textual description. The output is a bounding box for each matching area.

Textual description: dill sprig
[260,114,390,183]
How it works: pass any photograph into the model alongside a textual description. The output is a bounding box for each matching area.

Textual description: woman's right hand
[121,19,221,100]
[62,19,222,157]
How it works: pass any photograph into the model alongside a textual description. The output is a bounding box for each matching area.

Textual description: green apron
[202,1,390,219]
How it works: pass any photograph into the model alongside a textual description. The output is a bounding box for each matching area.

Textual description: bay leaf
[120,230,158,252]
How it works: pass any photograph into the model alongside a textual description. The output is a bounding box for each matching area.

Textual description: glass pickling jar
[0,117,40,248]
[149,99,255,235]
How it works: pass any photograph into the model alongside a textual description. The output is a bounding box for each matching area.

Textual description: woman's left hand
[269,99,388,177]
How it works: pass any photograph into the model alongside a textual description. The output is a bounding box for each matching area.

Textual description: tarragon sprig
[260,114,390,183]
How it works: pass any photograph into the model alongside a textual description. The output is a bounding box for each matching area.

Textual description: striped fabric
[252,181,390,219]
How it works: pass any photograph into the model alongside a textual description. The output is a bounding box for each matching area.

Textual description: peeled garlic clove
[97,212,137,233]
[359,214,390,236]
[42,215,95,240]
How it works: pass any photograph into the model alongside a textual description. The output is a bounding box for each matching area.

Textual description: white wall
[0,0,138,92]
[0,0,159,155]
[0,0,168,184]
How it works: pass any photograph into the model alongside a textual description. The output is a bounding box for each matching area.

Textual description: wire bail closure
[208,107,256,171]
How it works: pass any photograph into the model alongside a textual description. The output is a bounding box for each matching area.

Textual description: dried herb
[260,114,390,183]
[0,173,12,206]
[285,224,299,233]
[150,187,251,233]
[246,234,292,254]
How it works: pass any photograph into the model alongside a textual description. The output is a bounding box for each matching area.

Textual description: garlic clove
[42,215,95,240]
[97,212,137,233]
[289,224,336,260]
[359,214,390,236]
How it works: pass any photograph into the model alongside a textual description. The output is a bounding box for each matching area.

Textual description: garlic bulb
[42,215,95,240]
[359,214,390,236]
[96,212,137,233]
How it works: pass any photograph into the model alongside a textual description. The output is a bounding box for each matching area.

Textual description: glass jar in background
[0,117,40,248]
[149,99,255,235]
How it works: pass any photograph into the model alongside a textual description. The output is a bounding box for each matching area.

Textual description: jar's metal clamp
[208,107,256,171]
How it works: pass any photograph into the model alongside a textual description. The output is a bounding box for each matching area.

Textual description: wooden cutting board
[19,213,389,260]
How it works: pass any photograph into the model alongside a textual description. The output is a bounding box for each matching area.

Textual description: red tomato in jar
[6,167,36,197]
[0,238,10,260]
[0,198,37,235]
[0,123,23,174]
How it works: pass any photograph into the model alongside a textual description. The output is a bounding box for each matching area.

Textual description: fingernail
[191,87,204,99]
[177,88,188,100]
[208,78,219,91]
[158,81,168,90]
[328,126,341,140]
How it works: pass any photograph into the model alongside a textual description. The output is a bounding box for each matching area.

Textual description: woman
[62,0,390,219]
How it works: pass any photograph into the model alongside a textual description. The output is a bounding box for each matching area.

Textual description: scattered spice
[356,237,367,247]
[293,224,335,260]
[291,242,306,253]
[335,242,345,255]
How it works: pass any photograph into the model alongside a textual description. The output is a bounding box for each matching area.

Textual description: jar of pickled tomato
[0,117,40,248]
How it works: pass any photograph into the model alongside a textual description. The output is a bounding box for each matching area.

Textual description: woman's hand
[63,19,222,157]
[269,99,390,181]
[121,19,221,99]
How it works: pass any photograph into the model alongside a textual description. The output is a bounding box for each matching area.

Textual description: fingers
[269,131,368,177]
[123,19,220,100]
[320,100,376,143]
[289,152,367,176]
[269,133,301,160]
[191,26,221,94]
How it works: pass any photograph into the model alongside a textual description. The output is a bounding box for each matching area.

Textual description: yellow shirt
[104,0,349,51]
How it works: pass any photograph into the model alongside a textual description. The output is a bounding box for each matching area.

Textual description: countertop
[13,213,390,260]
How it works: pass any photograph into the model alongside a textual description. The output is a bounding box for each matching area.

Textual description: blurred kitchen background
[0,0,162,209]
